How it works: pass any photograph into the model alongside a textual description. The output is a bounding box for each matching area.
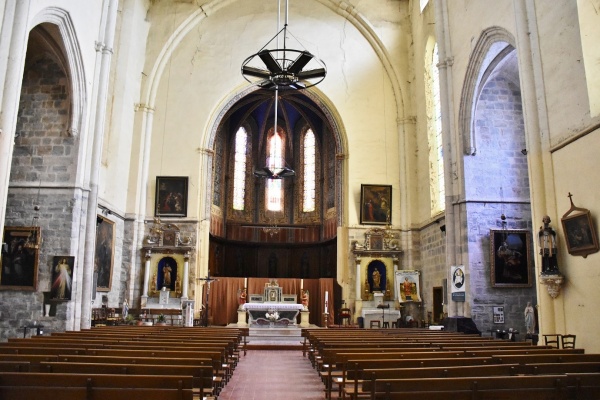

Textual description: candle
[244,277,248,288]
[300,279,304,290]
[325,291,329,314]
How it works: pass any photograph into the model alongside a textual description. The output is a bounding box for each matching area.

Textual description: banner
[450,265,465,302]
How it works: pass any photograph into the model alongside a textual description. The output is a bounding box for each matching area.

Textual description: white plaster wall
[576,0,600,118]
[552,129,600,352]
[138,0,407,227]
[534,1,591,139]
[101,0,150,213]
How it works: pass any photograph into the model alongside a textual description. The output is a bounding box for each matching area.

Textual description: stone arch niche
[352,227,402,328]
[141,219,194,309]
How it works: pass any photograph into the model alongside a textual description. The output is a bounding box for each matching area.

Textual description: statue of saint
[301,289,309,310]
[524,301,535,334]
[539,215,559,274]
[238,288,247,309]
[372,268,381,290]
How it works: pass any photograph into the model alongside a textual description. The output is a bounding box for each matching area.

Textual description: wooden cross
[197,272,218,327]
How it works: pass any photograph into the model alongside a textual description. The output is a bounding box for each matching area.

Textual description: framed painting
[490,229,532,287]
[50,256,75,300]
[561,210,599,258]
[95,215,114,292]
[0,226,41,290]
[395,269,421,302]
[155,176,188,217]
[360,184,392,225]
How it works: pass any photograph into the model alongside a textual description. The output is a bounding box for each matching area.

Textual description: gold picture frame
[95,215,114,292]
[0,226,41,291]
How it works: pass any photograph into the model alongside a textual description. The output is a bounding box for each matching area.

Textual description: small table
[21,324,45,338]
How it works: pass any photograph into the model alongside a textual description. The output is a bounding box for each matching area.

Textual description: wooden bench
[360,374,570,400]
[0,372,194,400]
[39,361,214,398]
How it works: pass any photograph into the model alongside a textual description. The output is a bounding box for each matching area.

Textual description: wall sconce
[440,225,446,233]
[521,149,528,155]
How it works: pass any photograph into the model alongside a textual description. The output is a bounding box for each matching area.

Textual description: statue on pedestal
[237,288,247,309]
[301,289,309,310]
[539,215,559,274]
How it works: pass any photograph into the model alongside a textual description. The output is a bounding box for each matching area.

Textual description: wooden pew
[39,361,214,398]
[0,361,30,372]
[360,375,569,400]
[345,364,520,399]
[0,372,194,400]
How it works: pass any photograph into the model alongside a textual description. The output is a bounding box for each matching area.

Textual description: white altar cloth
[243,303,303,311]
[243,303,303,325]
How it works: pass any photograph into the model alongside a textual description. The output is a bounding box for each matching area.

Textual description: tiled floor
[219,350,325,400]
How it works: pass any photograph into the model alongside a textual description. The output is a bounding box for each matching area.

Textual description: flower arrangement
[265,311,279,322]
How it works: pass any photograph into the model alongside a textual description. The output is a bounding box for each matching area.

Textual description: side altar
[241,280,303,326]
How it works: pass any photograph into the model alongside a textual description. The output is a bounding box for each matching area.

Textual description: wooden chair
[370,320,381,328]
[561,334,576,349]
[338,308,351,326]
[543,334,561,349]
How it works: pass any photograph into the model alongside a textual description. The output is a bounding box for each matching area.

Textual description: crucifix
[197,272,218,327]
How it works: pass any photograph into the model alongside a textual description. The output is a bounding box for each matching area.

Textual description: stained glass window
[232,127,247,210]
[303,129,316,212]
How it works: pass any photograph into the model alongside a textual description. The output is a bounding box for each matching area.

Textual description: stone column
[182,251,190,300]
[81,0,119,329]
[141,249,151,306]
[0,0,31,233]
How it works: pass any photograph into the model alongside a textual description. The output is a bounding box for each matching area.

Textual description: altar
[362,307,401,329]
[243,303,303,325]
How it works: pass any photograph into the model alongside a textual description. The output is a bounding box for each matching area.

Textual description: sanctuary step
[245,326,306,349]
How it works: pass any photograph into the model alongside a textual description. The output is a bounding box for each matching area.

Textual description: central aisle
[218,350,325,400]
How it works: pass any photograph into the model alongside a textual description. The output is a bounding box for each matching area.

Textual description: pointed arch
[458,26,516,155]
[29,7,87,137]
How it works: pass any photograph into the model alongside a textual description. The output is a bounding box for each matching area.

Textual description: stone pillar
[182,251,190,300]
[0,0,31,234]
[141,249,151,306]
[81,0,119,329]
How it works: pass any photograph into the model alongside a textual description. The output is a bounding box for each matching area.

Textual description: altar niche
[362,258,394,301]
[148,253,184,298]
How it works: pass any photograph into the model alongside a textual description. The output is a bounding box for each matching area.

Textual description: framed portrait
[50,256,75,300]
[490,229,532,288]
[0,226,41,290]
[95,215,114,292]
[155,176,188,217]
[561,210,599,258]
[360,184,392,225]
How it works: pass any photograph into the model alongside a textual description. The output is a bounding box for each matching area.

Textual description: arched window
[426,42,445,215]
[266,128,284,211]
[232,127,248,210]
[303,129,316,212]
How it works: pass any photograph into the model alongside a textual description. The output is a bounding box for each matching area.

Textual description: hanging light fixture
[241,0,327,92]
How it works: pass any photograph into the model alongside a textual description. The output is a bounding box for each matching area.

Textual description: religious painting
[0,226,41,291]
[490,229,532,288]
[95,215,114,292]
[50,256,75,301]
[360,184,392,225]
[155,176,188,217]
[395,270,421,302]
[561,210,599,258]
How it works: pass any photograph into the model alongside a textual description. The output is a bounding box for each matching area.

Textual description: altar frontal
[243,280,302,326]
